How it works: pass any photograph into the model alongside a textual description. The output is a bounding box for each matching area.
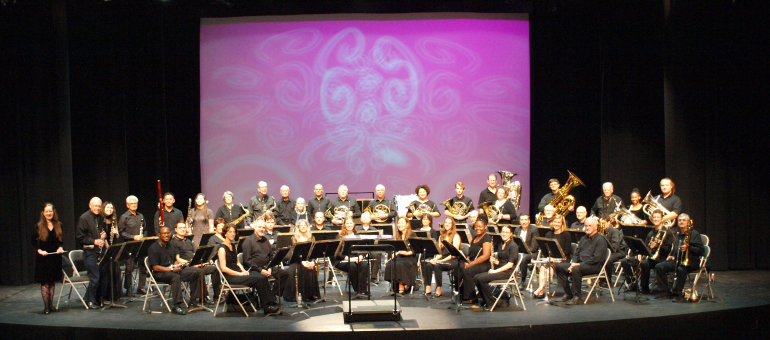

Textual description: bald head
[89,197,102,215]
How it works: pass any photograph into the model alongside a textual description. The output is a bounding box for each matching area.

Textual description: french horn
[363,204,390,223]
[442,199,468,217]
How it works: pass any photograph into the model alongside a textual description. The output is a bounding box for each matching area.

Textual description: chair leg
[230,290,249,317]
[72,283,89,309]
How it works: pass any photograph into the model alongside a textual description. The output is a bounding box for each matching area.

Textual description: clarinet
[139,217,144,239]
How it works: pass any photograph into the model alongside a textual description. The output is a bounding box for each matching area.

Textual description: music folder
[117,240,142,262]
[187,246,215,266]
[268,247,291,269]
[456,229,471,244]
[441,239,469,263]
[411,230,431,239]
[286,241,313,265]
[535,237,567,261]
[99,243,124,267]
[200,232,216,247]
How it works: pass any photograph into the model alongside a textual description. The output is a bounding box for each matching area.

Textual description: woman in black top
[335,217,370,296]
[384,216,418,295]
[493,188,518,224]
[461,220,492,302]
[283,219,319,302]
[532,214,573,299]
[101,201,121,300]
[208,218,227,246]
[32,203,64,314]
[423,217,461,298]
[406,184,441,230]
[628,189,648,225]
[472,225,518,309]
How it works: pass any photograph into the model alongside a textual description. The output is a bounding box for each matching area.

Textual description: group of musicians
[34,173,702,315]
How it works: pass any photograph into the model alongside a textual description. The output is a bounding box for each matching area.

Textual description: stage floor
[1,270,769,339]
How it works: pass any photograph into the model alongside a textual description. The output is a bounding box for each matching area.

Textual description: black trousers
[124,256,147,292]
[619,257,640,284]
[555,262,602,298]
[640,258,662,291]
[604,250,627,282]
[336,261,370,294]
[225,272,276,306]
[83,249,109,303]
[153,269,199,306]
[474,269,512,306]
[654,260,696,294]
[422,259,458,289]
[461,262,490,300]
[183,265,222,300]
[517,254,533,285]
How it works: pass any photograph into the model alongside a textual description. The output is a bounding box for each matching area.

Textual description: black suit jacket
[514,225,539,254]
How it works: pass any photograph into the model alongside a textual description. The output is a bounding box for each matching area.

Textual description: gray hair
[222,191,233,200]
[126,195,138,203]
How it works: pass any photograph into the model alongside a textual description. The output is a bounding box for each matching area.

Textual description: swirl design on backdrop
[472,76,522,99]
[415,38,481,73]
[256,28,323,64]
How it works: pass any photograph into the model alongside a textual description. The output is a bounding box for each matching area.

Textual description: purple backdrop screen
[200,14,531,213]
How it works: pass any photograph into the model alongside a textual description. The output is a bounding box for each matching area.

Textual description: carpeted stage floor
[1,270,768,340]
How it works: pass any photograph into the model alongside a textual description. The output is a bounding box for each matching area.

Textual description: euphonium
[616,204,646,226]
[642,191,674,228]
[441,199,468,217]
[363,204,390,223]
[498,170,523,211]
[536,170,585,225]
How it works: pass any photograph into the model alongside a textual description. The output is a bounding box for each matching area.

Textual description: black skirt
[384,254,418,287]
[33,227,63,283]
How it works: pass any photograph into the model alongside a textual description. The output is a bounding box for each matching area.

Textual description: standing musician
[461,219,492,303]
[189,193,214,248]
[312,212,331,231]
[406,184,440,230]
[514,214,539,290]
[655,178,683,226]
[532,214,573,299]
[148,226,200,315]
[601,220,629,288]
[169,220,220,306]
[591,182,623,220]
[478,174,498,211]
[307,184,331,224]
[384,217,418,295]
[554,216,608,305]
[283,219,319,302]
[218,224,280,314]
[293,198,310,225]
[215,191,245,229]
[621,210,672,293]
[492,187,518,224]
[335,217,370,297]
[571,206,588,231]
[422,217,461,298]
[208,218,227,246]
[654,214,703,302]
[274,185,296,226]
[248,181,276,224]
[627,189,648,225]
[443,182,474,223]
[118,195,147,297]
[471,225,518,310]
[364,184,397,224]
[155,192,185,236]
[33,203,65,314]
[329,185,361,227]
[101,201,121,299]
[538,178,575,213]
[76,197,107,309]
[240,218,289,301]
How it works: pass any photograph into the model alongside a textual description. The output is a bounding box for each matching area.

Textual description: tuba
[536,170,585,225]
[478,201,502,224]
[442,199,468,218]
[642,191,674,228]
[498,171,523,211]
[363,204,391,223]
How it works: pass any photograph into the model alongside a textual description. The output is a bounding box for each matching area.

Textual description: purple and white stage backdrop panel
[200,14,531,213]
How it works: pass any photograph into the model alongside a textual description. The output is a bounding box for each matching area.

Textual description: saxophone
[228,204,250,227]
[536,170,585,225]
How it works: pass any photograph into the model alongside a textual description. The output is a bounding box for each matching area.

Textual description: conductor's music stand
[534,237,567,306]
[623,236,651,304]
[99,243,126,310]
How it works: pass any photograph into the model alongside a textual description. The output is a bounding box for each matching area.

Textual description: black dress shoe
[204,296,214,305]
[624,283,637,292]
[264,303,280,314]
[87,302,99,310]
[598,280,609,289]
[655,292,672,300]
[125,291,135,298]
[640,288,651,295]
[136,289,147,295]
[172,306,187,315]
[44,305,50,315]
[565,296,583,305]
[672,296,687,303]
[557,295,573,302]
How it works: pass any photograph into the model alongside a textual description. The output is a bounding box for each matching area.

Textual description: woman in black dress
[532,214,573,298]
[101,201,122,300]
[283,219,320,302]
[385,216,418,295]
[406,184,441,230]
[32,203,64,314]
[492,187,518,224]
[472,225,518,309]
[335,217,370,296]
[461,219,492,302]
[423,217,461,298]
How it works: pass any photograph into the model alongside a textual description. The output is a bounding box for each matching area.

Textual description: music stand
[286,242,313,313]
[412,230,430,239]
[118,240,143,304]
[274,225,292,233]
[372,223,394,237]
[237,228,254,238]
[512,236,532,256]
[623,225,654,239]
[440,240,468,313]
[99,244,126,310]
[186,246,215,313]
[307,240,341,304]
[407,237,440,301]
[276,232,294,249]
[266,247,291,316]
[184,234,194,242]
[534,237,567,305]
[488,233,504,251]
[312,230,339,241]
[357,230,381,237]
[623,236,652,304]
[457,229,471,244]
[566,228,585,244]
[200,232,216,247]
[487,225,499,234]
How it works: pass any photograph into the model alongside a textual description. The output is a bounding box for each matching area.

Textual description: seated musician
[554,217,608,305]
[620,210,670,292]
[384,217,418,295]
[570,206,587,231]
[207,218,226,246]
[538,204,556,228]
[416,214,438,239]
[532,214,573,299]
[493,187,518,224]
[241,218,288,300]
[514,214,539,289]
[423,217,461,298]
[601,219,629,288]
[471,225,518,310]
[312,212,331,231]
[217,224,280,314]
[169,220,219,305]
[461,220,492,303]
[263,212,278,246]
[356,212,377,231]
[283,219,320,302]
[335,217,370,297]
[654,214,704,302]
[147,226,200,315]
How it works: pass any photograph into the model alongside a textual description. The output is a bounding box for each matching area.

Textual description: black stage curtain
[1,0,768,285]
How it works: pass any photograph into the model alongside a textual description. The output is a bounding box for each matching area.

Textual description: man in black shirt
[154,192,185,236]
[537,178,560,212]
[654,214,704,302]
[365,184,397,223]
[307,184,331,224]
[169,220,219,305]
[329,185,360,227]
[622,210,672,293]
[75,197,108,309]
[263,213,278,246]
[444,182,474,223]
[274,185,296,226]
[241,219,288,297]
[514,214,539,289]
[591,182,623,219]
[655,178,683,226]
[570,206,587,231]
[477,174,497,215]
[555,217,608,305]
[147,226,199,315]
[248,181,276,224]
[312,212,331,231]
[119,195,147,296]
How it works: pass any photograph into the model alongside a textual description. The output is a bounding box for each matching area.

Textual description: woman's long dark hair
[37,203,62,242]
